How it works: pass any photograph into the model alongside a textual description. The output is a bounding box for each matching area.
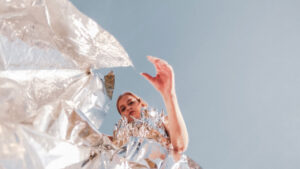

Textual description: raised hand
[141,56,189,155]
[140,56,175,97]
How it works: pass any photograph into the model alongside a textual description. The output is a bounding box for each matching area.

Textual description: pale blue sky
[71,1,300,168]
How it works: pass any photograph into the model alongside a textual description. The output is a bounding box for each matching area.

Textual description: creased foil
[0,0,201,168]
[81,109,202,169]
[0,0,130,168]
[0,0,132,70]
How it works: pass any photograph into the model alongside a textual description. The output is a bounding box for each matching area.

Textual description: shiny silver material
[0,0,129,168]
[0,0,132,70]
[0,0,201,168]
[112,109,170,148]
[82,108,202,169]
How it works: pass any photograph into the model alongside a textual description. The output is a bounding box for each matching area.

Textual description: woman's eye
[121,107,125,112]
[129,101,134,105]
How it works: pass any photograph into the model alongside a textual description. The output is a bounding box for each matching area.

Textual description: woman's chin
[127,115,140,123]
[127,117,134,123]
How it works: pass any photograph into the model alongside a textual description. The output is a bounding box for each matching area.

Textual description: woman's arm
[141,56,189,153]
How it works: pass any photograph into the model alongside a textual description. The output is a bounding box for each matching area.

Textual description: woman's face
[117,94,143,123]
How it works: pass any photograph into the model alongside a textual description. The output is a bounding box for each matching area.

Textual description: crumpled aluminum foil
[80,108,202,169]
[0,0,132,70]
[112,108,170,148]
[0,0,201,168]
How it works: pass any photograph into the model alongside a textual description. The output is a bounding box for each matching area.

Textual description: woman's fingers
[148,56,168,64]
[147,56,169,73]
[142,56,174,94]
[140,72,155,84]
[147,56,161,72]
[147,55,159,63]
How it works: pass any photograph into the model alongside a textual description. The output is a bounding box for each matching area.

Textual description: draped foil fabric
[0,0,201,168]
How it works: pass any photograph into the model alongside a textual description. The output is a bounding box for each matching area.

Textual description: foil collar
[112,108,170,148]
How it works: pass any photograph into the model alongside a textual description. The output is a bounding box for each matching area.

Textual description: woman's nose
[126,106,132,112]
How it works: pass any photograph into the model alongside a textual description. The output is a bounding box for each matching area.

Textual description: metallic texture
[82,109,202,169]
[0,0,132,70]
[0,0,201,168]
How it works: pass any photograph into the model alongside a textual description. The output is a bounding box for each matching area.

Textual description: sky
[70,1,300,168]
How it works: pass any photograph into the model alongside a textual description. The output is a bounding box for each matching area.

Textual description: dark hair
[116,92,141,114]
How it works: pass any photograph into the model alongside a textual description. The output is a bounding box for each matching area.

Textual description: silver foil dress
[0,0,201,168]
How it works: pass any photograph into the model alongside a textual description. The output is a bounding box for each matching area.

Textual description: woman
[81,56,198,169]
[115,56,189,158]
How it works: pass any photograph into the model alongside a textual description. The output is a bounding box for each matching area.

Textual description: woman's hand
[141,56,189,155]
[141,56,175,97]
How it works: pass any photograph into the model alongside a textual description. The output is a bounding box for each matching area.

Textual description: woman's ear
[137,98,147,107]
[141,101,148,107]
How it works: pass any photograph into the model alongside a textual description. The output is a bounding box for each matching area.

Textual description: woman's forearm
[140,56,189,153]
[162,90,189,153]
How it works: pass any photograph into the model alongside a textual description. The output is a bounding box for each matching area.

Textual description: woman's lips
[129,111,135,115]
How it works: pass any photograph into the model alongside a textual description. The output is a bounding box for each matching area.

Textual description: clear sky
[70,1,300,168]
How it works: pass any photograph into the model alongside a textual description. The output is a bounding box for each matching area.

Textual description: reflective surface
[0,0,201,168]
[0,0,132,70]
[0,0,130,168]
[81,109,201,169]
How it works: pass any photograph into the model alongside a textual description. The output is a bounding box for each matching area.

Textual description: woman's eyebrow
[127,98,133,104]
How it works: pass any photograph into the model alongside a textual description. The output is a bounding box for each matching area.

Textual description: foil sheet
[0,0,130,168]
[0,0,201,168]
[0,66,114,169]
[0,0,132,70]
